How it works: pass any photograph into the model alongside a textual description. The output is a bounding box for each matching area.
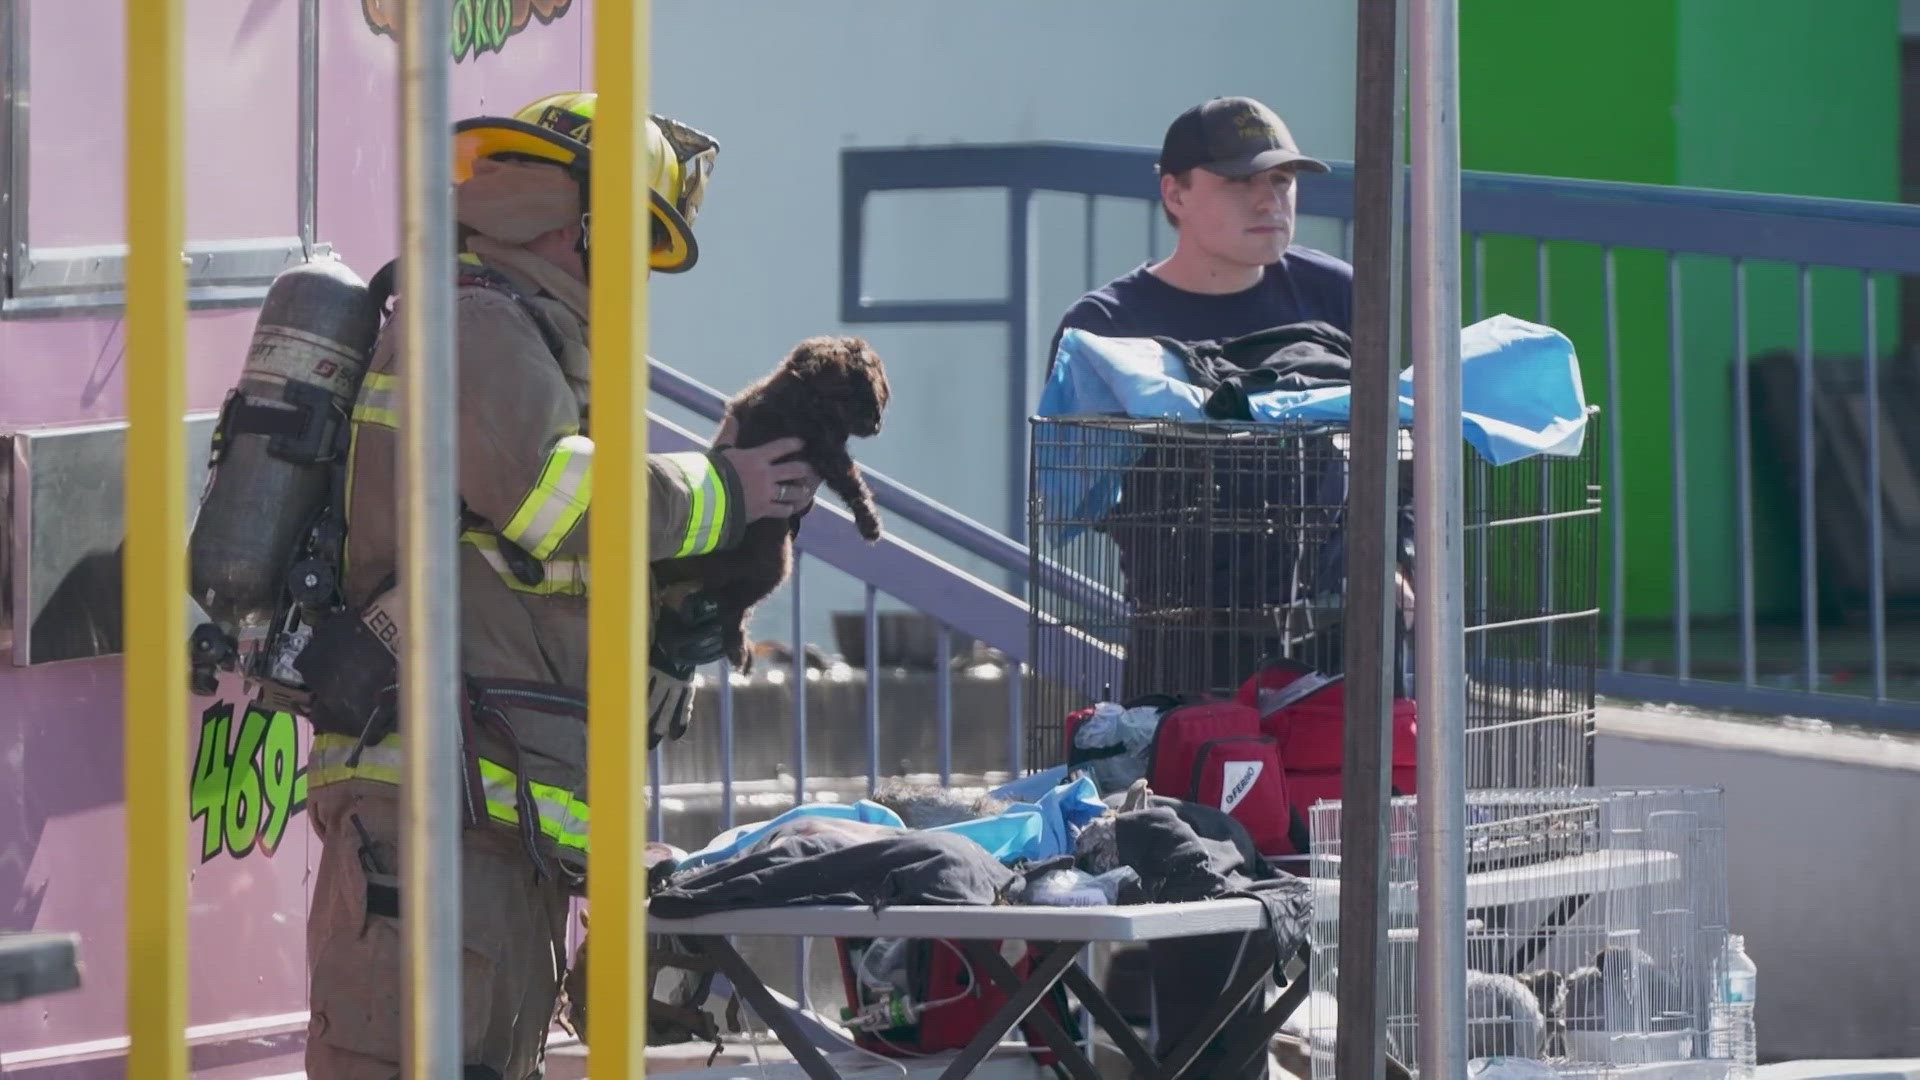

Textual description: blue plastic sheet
[928,773,1108,864]
[990,765,1070,803]
[1038,314,1589,464]
[678,775,1110,870]
[1034,314,1592,542]
[677,800,905,870]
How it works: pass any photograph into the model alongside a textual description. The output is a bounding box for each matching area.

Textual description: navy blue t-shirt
[1047,246,1354,373]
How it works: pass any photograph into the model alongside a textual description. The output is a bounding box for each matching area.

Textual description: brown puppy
[660,335,890,671]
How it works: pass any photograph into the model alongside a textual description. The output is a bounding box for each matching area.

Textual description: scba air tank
[189,256,383,643]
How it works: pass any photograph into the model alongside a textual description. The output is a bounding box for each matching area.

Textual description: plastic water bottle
[1710,933,1757,1075]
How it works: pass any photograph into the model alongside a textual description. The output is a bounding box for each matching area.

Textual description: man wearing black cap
[1049,96,1356,698]
[1048,95,1351,365]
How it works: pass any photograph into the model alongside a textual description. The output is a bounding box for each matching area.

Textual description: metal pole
[865,585,881,795]
[936,624,953,786]
[124,0,187,1073]
[586,0,653,1071]
[1082,194,1097,290]
[650,745,666,841]
[1797,268,1818,691]
[720,665,737,830]
[1007,659,1024,778]
[791,560,810,1011]
[1410,0,1467,1074]
[792,559,808,813]
[1864,274,1887,701]
[1008,187,1037,542]
[1605,249,1625,674]
[396,0,461,1075]
[297,0,318,256]
[1733,261,1755,687]
[1337,1,1405,1078]
[1668,256,1689,680]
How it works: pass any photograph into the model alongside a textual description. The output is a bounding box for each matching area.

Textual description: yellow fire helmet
[453,91,719,273]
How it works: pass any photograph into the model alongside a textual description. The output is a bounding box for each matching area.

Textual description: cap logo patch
[1234,111,1275,141]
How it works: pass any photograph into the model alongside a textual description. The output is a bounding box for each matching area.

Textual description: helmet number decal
[189,702,309,863]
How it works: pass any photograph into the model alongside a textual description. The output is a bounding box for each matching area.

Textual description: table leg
[1154,934,1275,1080]
[1212,941,1314,1078]
[1469,902,1508,973]
[1507,894,1589,973]
[1057,962,1161,1078]
[694,935,845,1080]
[941,941,1102,1080]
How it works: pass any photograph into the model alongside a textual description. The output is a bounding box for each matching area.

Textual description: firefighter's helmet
[453,92,718,273]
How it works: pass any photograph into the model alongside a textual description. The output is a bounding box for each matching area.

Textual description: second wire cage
[1025,414,1601,790]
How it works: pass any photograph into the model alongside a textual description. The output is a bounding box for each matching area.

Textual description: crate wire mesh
[1025,415,1601,788]
[1305,787,1731,1078]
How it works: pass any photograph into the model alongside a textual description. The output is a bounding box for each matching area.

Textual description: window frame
[0,0,328,317]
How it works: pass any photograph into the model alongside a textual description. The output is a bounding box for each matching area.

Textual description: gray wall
[1597,708,1920,1061]
[647,0,1360,654]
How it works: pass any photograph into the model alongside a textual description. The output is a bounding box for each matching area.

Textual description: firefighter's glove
[651,594,726,679]
[648,595,725,748]
[648,665,695,750]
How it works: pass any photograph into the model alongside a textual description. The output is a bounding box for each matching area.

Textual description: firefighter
[300,92,815,1079]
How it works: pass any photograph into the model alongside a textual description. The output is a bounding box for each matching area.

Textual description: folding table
[650,898,1307,1080]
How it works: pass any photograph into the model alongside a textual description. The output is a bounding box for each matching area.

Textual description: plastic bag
[1073,702,1162,793]
[857,937,914,996]
[1026,866,1138,907]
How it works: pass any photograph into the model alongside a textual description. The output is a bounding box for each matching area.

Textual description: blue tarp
[927,773,1108,864]
[677,800,906,870]
[1033,314,1593,541]
[1037,313,1590,464]
[676,774,1110,869]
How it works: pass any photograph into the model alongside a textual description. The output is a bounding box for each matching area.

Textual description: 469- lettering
[190,703,309,862]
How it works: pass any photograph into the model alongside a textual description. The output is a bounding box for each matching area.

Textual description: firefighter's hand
[716,435,820,521]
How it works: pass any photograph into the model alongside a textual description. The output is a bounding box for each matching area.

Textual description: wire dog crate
[1025,415,1601,789]
[1304,787,1731,1078]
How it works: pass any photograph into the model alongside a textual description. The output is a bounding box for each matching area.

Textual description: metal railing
[645,364,1122,815]
[837,141,1920,732]
[643,394,1056,1010]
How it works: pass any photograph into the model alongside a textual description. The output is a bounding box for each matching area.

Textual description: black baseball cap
[1157,96,1329,178]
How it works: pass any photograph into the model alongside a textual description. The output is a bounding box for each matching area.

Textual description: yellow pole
[588,0,650,1076]
[123,0,187,1073]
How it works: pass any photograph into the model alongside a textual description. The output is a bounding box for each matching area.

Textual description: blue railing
[837,141,1920,732]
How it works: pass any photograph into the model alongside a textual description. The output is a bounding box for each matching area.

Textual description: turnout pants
[304,780,571,1080]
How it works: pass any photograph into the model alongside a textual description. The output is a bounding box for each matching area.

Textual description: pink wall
[0,2,590,1069]
[319,0,595,287]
